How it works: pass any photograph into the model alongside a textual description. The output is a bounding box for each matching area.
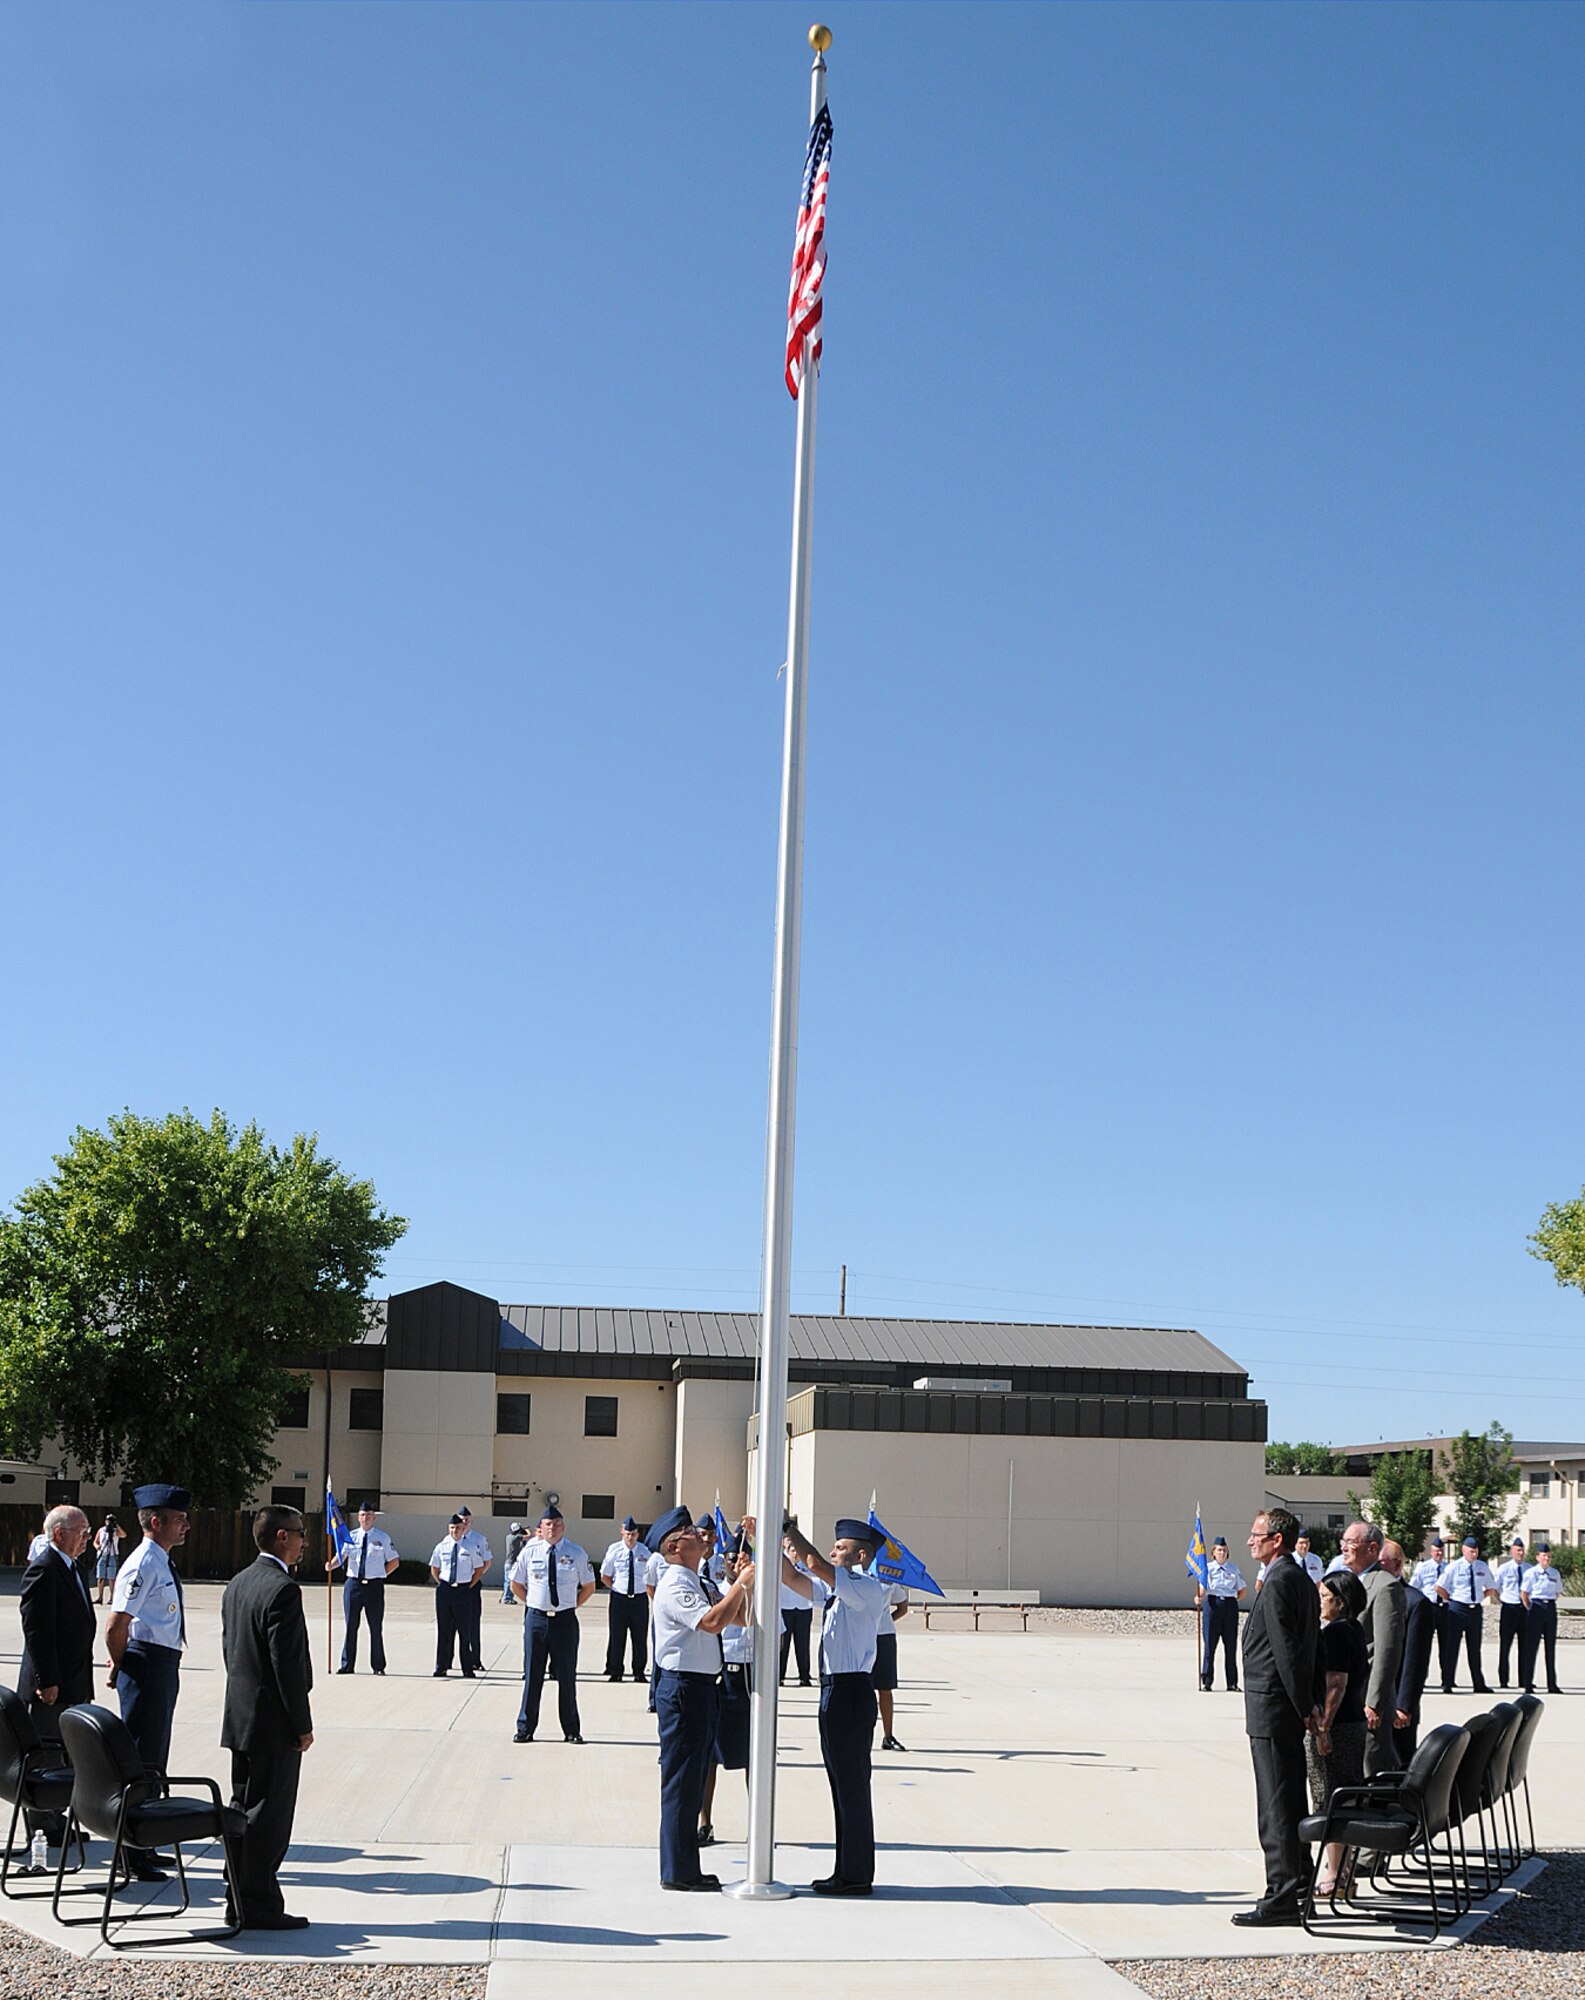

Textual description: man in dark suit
[220,1505,315,1931]
[1380,1540,1435,1761]
[1235,1506,1319,1927]
[17,1506,96,1844]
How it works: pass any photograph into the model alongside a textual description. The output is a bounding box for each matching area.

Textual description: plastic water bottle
[29,1830,46,1875]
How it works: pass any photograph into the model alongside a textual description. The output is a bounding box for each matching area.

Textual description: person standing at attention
[105,1482,191,1883]
[1197,1536,1246,1692]
[510,1505,595,1743]
[781,1515,890,1897]
[600,1516,652,1683]
[1233,1507,1319,1928]
[1495,1536,1528,1690]
[220,1505,315,1932]
[327,1501,399,1675]
[430,1514,489,1678]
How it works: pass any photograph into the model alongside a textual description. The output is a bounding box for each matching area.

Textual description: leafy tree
[1349,1449,1437,1555]
[1265,1440,1342,1476]
[0,1110,405,1506]
[1444,1422,1521,1555]
[1531,1190,1585,1292]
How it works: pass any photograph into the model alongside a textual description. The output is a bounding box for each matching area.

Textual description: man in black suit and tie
[1235,1506,1319,1927]
[18,1506,97,1845]
[1379,1540,1435,1762]
[220,1505,315,1931]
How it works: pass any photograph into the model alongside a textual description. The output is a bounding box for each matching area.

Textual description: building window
[44,1479,80,1507]
[1529,1473,1552,1499]
[582,1494,616,1520]
[279,1382,311,1429]
[348,1389,384,1432]
[272,1486,307,1510]
[349,1490,381,1512]
[497,1394,532,1435]
[584,1395,618,1438]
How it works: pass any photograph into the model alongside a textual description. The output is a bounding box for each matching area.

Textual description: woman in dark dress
[1306,1567,1369,1898]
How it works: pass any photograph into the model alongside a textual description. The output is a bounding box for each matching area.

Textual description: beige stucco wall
[260,1368,385,1506]
[674,1378,757,1520]
[757,1428,1265,1605]
[489,1375,677,1552]
[382,1367,495,1509]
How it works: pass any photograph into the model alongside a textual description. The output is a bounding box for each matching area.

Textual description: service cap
[133,1483,191,1512]
[651,1504,695,1549]
[834,1517,876,1546]
[622,1515,638,1531]
[1462,1535,1480,1550]
[540,1503,563,1523]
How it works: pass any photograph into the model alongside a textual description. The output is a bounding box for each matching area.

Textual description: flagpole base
[726,1878,795,1901]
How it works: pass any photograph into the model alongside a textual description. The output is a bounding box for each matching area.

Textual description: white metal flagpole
[733,24,832,1904]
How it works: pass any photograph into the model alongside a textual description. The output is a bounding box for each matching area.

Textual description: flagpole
[733,23,831,1906]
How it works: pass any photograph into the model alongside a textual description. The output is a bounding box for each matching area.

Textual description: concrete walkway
[1,1580,1575,1991]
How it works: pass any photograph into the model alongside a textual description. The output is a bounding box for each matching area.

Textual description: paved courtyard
[0,1580,1578,1996]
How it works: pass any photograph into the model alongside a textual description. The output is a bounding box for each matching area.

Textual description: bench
[921,1594,1034,1632]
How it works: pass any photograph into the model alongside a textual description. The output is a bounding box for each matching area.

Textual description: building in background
[12,1280,1267,1604]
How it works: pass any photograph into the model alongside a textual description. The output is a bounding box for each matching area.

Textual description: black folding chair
[1503,1694,1544,1859]
[54,1705,243,1946]
[1479,1702,1524,1878]
[0,1687,87,1900]
[1299,1722,1468,1938]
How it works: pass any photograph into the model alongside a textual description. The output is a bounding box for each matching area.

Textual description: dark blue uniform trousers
[519,1610,581,1738]
[118,1643,180,1774]
[819,1671,878,1887]
[1520,1601,1559,1690]
[657,1668,720,1886]
[1201,1596,1239,1687]
[606,1591,648,1678]
[1439,1603,1488,1690]
[342,1578,387,1672]
[1498,1601,1525,1686]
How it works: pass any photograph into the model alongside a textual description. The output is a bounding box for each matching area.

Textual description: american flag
[785,102,832,399]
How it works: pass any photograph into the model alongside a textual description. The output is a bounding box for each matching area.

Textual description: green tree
[0,1110,405,1506]
[1531,1191,1585,1294]
[1444,1422,1521,1555]
[1265,1440,1341,1476]
[1350,1449,1437,1555]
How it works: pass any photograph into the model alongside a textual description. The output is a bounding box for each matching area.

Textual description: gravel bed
[1115,1850,1585,2000]
[0,1920,487,2000]
[1030,1606,1199,1636]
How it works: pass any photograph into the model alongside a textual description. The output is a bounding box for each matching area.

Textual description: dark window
[492,1495,530,1517]
[348,1389,384,1432]
[584,1395,618,1438]
[44,1479,80,1507]
[582,1494,616,1520]
[497,1393,532,1435]
[272,1486,307,1510]
[349,1490,381,1512]
[279,1382,310,1429]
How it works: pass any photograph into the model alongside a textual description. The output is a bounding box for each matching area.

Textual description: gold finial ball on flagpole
[809,24,833,53]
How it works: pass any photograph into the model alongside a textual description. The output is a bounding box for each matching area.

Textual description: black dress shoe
[1230,1904,1301,1927]
[513,1731,532,1744]
[1200,1682,1213,1692]
[632,1672,646,1682]
[336,1666,354,1675]
[661,1875,720,1892]
[433,1669,448,1678]
[811,1877,872,1896]
[245,1912,311,1930]
[462,1670,478,1679]
[373,1669,385,1676]
[881,1734,907,1751]
[606,1674,624,1683]
[697,1824,715,1847]
[565,1733,586,1744]
[122,1864,169,1886]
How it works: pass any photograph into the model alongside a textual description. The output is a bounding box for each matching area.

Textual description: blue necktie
[549,1550,560,1607]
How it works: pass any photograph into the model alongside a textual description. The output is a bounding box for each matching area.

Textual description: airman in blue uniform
[105,1481,191,1882]
[1520,1544,1564,1693]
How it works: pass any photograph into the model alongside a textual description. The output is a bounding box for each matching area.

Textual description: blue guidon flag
[713,1501,733,1552]
[866,1510,945,1598]
[325,1484,354,1562]
[1186,1508,1209,1589]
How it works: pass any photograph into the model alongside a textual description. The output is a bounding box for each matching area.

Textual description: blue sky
[3,2,1583,1446]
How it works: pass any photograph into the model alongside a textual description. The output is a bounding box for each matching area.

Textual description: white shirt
[644,1550,669,1592]
[1410,1557,1445,1600]
[600,1539,652,1594]
[814,1565,888,1676]
[112,1538,185,1648]
[510,1537,594,1612]
[652,1562,727,1672]
[342,1526,399,1580]
[1324,1554,1349,1575]
[1205,1559,1246,1598]
[460,1526,492,1571]
[1292,1551,1324,1584]
[429,1537,489,1586]
[1496,1558,1527,1605]
[780,1564,813,1612]
[1522,1563,1563,1603]
[28,1532,50,1562]
[1440,1557,1496,1604]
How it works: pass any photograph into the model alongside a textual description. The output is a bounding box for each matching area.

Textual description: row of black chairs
[0,1686,242,1946]
[1299,1692,1544,1939]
